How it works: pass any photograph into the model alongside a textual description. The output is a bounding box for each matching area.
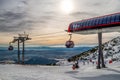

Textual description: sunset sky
[0,0,120,46]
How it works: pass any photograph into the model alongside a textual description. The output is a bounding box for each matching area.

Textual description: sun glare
[60,0,74,14]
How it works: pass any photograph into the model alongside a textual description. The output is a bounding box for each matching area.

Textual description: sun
[60,0,74,14]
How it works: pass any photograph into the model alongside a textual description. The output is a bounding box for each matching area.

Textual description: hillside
[68,36,120,62]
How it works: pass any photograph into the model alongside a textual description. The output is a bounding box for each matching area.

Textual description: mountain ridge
[68,36,120,62]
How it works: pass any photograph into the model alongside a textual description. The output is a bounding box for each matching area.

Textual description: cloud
[0,0,5,5]
[0,0,33,33]
[0,0,55,33]
[2,11,25,20]
[0,0,60,33]
[0,0,120,45]
[0,9,33,33]
[0,0,120,33]
[92,3,102,6]
[70,12,98,18]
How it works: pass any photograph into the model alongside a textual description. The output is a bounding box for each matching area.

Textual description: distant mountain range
[0,46,92,65]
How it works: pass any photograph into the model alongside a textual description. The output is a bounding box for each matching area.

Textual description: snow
[0,61,120,80]
[83,36,120,62]
[0,37,120,80]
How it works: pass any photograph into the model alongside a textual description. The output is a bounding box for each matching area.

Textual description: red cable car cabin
[8,45,14,51]
[65,40,74,48]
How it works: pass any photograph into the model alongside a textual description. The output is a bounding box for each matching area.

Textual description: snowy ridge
[68,36,120,63]
[89,36,120,61]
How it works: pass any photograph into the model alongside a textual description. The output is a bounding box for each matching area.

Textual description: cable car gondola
[65,34,74,48]
[8,42,14,51]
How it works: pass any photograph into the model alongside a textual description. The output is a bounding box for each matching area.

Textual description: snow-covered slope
[0,61,120,80]
[89,36,120,61]
[68,36,120,62]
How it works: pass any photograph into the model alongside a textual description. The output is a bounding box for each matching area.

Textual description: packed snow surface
[0,61,120,80]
